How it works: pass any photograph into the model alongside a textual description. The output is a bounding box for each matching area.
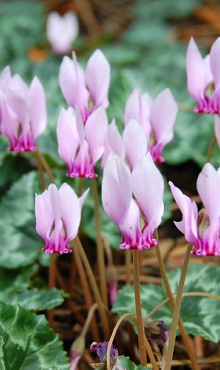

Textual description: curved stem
[164,243,192,370]
[106,313,159,370]
[74,236,110,340]
[91,178,108,307]
[155,231,199,370]
[144,291,220,322]
[133,250,147,366]
[72,241,100,342]
[125,250,132,284]
[207,135,216,163]
[36,149,55,184]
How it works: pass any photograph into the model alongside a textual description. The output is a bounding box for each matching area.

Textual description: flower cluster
[102,153,164,250]
[0,66,47,152]
[170,163,220,256]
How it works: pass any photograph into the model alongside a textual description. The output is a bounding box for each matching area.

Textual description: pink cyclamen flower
[169,162,220,256]
[102,153,164,250]
[46,11,79,54]
[35,183,89,254]
[101,119,125,169]
[0,68,47,152]
[59,49,110,123]
[57,105,108,178]
[124,88,178,162]
[186,37,220,114]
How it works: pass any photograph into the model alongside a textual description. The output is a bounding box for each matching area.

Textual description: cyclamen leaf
[112,263,220,342]
[0,171,41,268]
[117,356,150,370]
[0,301,70,370]
[2,288,68,311]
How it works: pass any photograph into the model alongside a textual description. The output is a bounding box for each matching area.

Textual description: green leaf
[0,265,38,298]
[2,288,67,311]
[0,301,70,370]
[0,171,41,268]
[112,263,220,342]
[118,356,150,370]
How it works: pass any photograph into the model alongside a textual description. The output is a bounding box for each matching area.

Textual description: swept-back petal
[28,76,47,140]
[131,153,164,226]
[186,37,210,102]
[85,107,108,164]
[210,37,220,90]
[150,88,178,146]
[86,49,110,109]
[101,119,125,169]
[124,88,152,139]
[57,107,80,168]
[169,181,199,245]
[5,90,29,132]
[197,163,220,222]
[102,153,131,225]
[49,184,62,226]
[123,119,147,170]
[214,115,220,148]
[59,183,81,240]
[0,66,11,92]
[59,53,89,118]
[35,189,54,240]
[119,198,143,250]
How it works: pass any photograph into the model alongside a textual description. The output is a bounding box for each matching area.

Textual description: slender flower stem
[106,313,159,370]
[35,149,56,327]
[81,303,98,338]
[125,250,132,284]
[207,135,216,162]
[74,236,110,340]
[72,241,100,342]
[90,178,108,307]
[155,231,199,370]
[144,292,220,322]
[164,243,192,370]
[36,149,55,184]
[133,250,147,366]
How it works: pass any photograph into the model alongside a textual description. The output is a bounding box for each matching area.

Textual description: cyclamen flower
[35,183,89,254]
[186,37,220,114]
[169,162,220,256]
[0,68,47,152]
[124,88,178,162]
[46,11,79,54]
[101,119,125,169]
[59,49,110,123]
[57,106,108,178]
[102,153,164,250]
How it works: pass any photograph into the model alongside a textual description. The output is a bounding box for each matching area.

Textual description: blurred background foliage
[1,0,220,359]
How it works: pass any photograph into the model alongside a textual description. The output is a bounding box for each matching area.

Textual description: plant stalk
[91,178,108,307]
[164,243,192,370]
[133,250,147,366]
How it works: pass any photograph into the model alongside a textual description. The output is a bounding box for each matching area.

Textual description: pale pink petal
[59,183,81,240]
[35,189,54,240]
[75,106,85,143]
[150,88,178,146]
[28,76,47,140]
[49,184,62,225]
[85,107,108,164]
[5,90,29,133]
[101,119,125,169]
[124,88,152,139]
[0,66,11,92]
[131,153,164,227]
[59,53,89,119]
[119,198,143,250]
[186,37,209,102]
[9,74,29,99]
[210,37,220,90]
[123,119,147,170]
[47,11,79,54]
[102,153,132,225]
[0,92,19,148]
[197,163,220,222]
[79,188,90,209]
[86,49,110,109]
[57,107,80,168]
[169,181,199,244]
